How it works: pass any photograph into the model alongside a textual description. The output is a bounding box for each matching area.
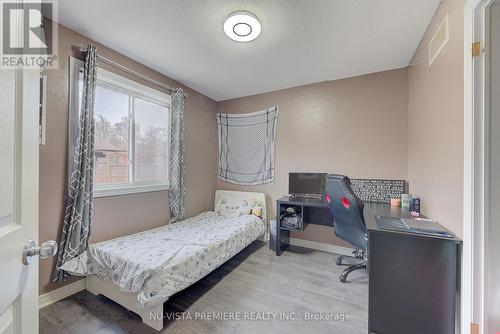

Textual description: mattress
[60,211,264,308]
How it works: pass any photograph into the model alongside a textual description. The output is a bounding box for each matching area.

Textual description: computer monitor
[288,173,327,197]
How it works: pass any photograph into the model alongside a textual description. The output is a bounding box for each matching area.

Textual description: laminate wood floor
[40,241,368,334]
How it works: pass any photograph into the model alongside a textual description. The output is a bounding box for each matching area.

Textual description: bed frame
[85,190,267,331]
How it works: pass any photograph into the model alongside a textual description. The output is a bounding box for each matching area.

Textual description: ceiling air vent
[428,14,449,67]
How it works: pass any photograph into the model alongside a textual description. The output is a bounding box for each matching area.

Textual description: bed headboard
[214,190,267,224]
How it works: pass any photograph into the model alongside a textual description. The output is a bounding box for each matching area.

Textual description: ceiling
[57,0,441,101]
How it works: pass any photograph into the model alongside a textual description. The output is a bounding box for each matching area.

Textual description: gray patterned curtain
[168,88,186,223]
[54,45,98,282]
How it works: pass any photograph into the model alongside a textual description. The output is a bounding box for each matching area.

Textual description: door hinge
[472,42,481,57]
[471,322,479,334]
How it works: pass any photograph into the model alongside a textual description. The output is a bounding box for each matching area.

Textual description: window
[94,84,130,185]
[134,97,169,182]
[69,58,170,197]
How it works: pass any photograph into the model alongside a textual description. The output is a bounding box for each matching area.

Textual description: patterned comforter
[60,211,264,308]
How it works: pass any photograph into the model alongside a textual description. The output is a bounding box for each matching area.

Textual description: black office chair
[324,174,367,283]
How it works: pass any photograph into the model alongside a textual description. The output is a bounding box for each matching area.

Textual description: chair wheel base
[338,262,367,283]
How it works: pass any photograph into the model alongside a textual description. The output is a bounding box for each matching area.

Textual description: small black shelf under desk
[274,196,331,255]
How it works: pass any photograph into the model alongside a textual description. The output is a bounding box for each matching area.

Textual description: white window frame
[69,57,171,198]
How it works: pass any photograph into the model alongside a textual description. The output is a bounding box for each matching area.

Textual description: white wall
[486,2,500,333]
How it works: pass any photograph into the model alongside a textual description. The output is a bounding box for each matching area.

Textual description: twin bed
[60,190,267,331]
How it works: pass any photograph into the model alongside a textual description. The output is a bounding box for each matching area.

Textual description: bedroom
[0,0,499,333]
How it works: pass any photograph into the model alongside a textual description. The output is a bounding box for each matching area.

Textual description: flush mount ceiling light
[223,11,261,42]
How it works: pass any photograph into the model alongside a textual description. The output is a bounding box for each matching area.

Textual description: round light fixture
[223,11,261,42]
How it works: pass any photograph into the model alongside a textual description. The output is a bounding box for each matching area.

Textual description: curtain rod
[78,45,187,98]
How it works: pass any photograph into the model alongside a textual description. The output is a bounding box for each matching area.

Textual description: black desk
[274,199,462,334]
[364,203,461,334]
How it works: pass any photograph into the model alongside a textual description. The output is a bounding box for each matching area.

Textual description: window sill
[94,184,169,198]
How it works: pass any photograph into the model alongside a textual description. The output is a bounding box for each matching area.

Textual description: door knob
[23,240,57,265]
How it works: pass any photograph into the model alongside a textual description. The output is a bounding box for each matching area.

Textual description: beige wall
[39,23,219,294]
[408,0,464,237]
[217,68,409,247]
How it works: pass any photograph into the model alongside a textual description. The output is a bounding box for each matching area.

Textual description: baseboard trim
[39,279,86,309]
[289,238,355,256]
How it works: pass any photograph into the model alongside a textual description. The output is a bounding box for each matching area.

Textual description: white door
[0,69,42,334]
[0,0,56,328]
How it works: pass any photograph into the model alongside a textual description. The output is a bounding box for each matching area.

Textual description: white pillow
[215,197,254,217]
